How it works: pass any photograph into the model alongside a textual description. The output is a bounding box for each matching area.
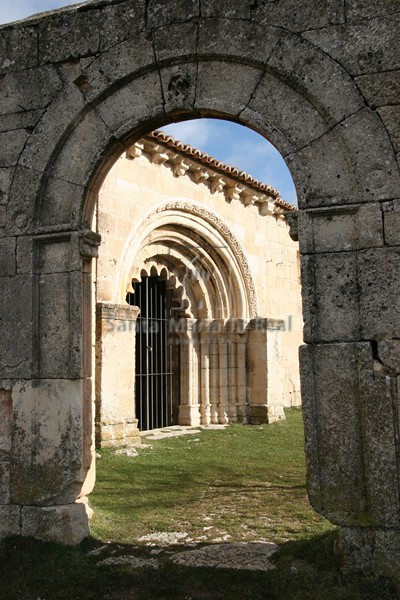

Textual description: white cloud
[162,120,214,148]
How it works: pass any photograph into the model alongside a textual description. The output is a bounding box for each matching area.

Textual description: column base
[179,404,201,426]
[337,527,400,581]
[20,501,91,545]
[96,419,141,447]
[248,403,285,424]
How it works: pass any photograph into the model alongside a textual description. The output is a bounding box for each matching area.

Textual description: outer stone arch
[0,0,399,577]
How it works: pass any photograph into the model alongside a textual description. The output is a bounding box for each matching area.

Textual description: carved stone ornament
[79,230,102,259]
[285,211,299,241]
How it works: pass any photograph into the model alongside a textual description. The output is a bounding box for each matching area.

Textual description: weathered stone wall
[0,0,399,577]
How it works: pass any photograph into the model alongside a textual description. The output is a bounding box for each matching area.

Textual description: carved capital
[285,211,299,241]
[79,230,101,259]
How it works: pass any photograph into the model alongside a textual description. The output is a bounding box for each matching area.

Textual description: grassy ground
[91,409,330,544]
[0,409,397,599]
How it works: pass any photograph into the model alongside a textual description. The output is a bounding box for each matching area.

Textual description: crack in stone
[238,69,265,119]
[283,105,365,160]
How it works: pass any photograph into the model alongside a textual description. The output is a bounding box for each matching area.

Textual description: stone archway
[0,0,399,576]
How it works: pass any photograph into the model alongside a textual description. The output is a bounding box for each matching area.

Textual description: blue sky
[0,0,297,205]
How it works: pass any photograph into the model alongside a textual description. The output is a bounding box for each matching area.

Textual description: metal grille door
[129,276,179,431]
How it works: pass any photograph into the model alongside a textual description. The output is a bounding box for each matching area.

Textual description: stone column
[246,318,285,424]
[178,319,201,425]
[95,303,140,446]
[225,319,247,423]
[199,320,211,425]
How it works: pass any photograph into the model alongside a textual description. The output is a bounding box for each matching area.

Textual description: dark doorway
[128,276,180,431]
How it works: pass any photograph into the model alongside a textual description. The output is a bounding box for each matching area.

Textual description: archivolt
[115,200,259,319]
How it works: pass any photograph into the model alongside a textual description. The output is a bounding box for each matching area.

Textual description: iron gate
[128,276,179,431]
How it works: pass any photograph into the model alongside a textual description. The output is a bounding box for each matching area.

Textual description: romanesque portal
[0,0,399,579]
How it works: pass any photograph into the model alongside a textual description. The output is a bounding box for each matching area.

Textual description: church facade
[94,130,302,445]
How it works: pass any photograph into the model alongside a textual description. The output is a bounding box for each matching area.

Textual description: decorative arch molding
[116,200,259,319]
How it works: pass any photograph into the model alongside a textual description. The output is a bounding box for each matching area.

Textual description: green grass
[0,409,397,599]
[91,409,330,544]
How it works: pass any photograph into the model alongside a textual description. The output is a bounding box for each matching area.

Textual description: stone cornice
[126,131,296,217]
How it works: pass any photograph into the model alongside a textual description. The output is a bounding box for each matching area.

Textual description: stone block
[378,105,400,154]
[336,527,375,573]
[100,1,146,51]
[0,65,62,115]
[268,32,364,125]
[0,237,16,276]
[0,26,38,75]
[0,109,45,134]
[18,66,88,175]
[345,0,400,21]
[302,341,400,527]
[288,127,359,208]
[11,379,86,505]
[39,177,84,229]
[253,0,344,32]
[359,248,400,340]
[38,10,102,64]
[303,15,400,76]
[374,529,400,580]
[248,403,285,424]
[154,21,198,63]
[82,31,155,99]
[0,275,33,379]
[358,366,400,526]
[195,61,263,118]
[147,0,199,28]
[300,343,369,524]
[36,236,74,274]
[298,203,383,254]
[16,236,33,275]
[0,389,12,460]
[0,461,10,504]
[21,503,90,545]
[98,421,141,447]
[0,505,20,540]
[4,166,42,235]
[245,70,329,155]
[355,70,400,109]
[382,200,400,246]
[198,18,282,67]
[49,109,112,188]
[301,253,361,343]
[35,271,71,377]
[88,71,164,143]
[336,108,400,202]
[0,168,14,207]
[0,129,30,168]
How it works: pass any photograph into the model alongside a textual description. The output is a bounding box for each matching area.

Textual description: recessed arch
[116,200,258,320]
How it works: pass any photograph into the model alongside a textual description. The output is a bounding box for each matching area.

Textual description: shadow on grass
[0,531,397,600]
